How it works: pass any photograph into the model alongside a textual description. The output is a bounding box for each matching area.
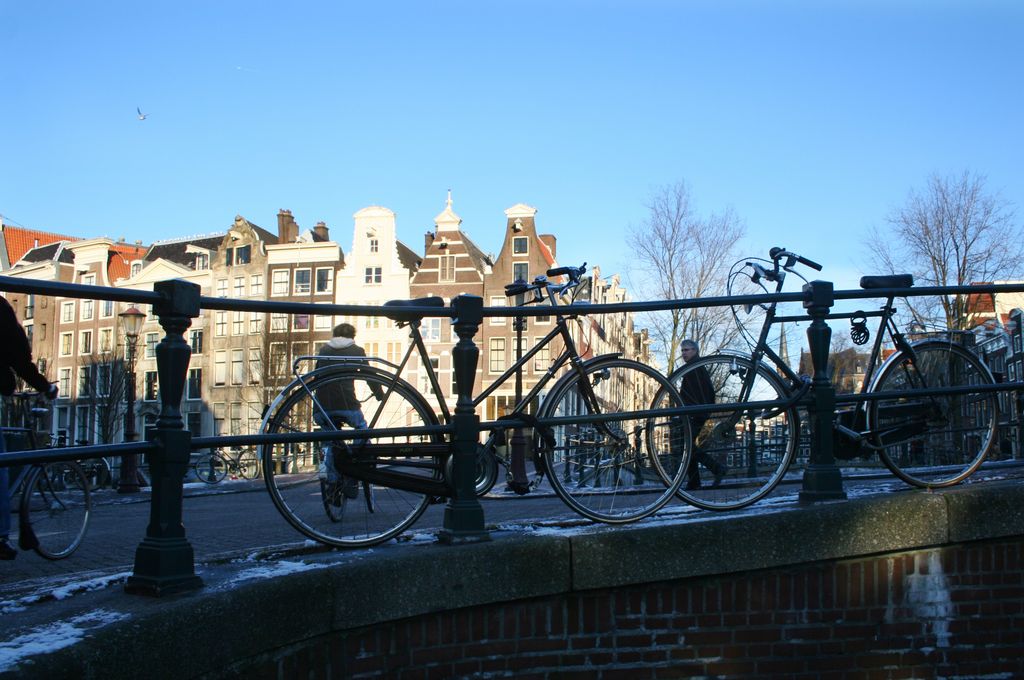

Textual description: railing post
[125,280,204,595]
[439,295,490,544]
[799,279,847,502]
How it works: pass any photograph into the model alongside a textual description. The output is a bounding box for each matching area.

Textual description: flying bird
[137,107,148,121]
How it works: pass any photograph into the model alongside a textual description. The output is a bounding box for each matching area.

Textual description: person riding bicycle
[314,322,384,501]
[0,295,58,560]
[679,339,728,491]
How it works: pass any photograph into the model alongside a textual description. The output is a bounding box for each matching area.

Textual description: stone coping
[2,480,1022,679]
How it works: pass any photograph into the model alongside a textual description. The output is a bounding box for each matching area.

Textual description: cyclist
[679,339,728,490]
[0,296,58,560]
[314,323,384,501]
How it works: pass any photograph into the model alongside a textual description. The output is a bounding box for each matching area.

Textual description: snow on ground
[0,609,129,672]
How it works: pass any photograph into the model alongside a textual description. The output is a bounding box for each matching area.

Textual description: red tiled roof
[3,225,80,264]
[107,243,148,281]
[966,285,996,315]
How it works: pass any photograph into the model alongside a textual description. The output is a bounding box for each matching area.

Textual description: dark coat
[315,339,369,411]
[680,362,714,430]
[0,296,51,396]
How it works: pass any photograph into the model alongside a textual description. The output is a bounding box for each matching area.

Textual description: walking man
[679,339,728,491]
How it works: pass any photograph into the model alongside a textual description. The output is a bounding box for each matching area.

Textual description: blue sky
[1,1,1021,293]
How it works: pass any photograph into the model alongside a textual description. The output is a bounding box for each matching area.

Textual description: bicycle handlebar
[504,262,588,302]
[769,246,822,272]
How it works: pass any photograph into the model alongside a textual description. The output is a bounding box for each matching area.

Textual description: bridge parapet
[2,479,1023,678]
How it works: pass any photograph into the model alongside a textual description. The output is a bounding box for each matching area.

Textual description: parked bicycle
[1,392,91,560]
[663,247,998,511]
[260,263,691,548]
[193,448,261,484]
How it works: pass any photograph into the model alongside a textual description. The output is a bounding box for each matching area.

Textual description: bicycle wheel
[21,462,91,560]
[194,453,227,484]
[236,450,261,480]
[869,341,997,487]
[262,365,442,548]
[666,354,799,511]
[538,358,689,523]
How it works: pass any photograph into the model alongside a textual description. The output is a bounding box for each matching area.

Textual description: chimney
[277,209,298,243]
[425,231,435,251]
[313,221,329,241]
[540,234,557,259]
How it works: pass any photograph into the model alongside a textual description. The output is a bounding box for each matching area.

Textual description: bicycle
[663,247,998,511]
[193,447,261,484]
[1,392,91,560]
[260,263,691,548]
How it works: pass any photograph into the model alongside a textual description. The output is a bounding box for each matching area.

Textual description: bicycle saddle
[859,274,913,289]
[382,296,445,320]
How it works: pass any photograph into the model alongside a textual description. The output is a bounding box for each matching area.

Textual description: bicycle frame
[288,293,625,497]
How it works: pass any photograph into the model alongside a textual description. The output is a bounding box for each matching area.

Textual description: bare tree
[866,171,1021,331]
[79,353,128,444]
[627,181,747,373]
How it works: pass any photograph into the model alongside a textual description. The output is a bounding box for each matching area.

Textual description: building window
[187,369,202,400]
[24,294,34,320]
[214,351,227,385]
[194,252,209,270]
[369,238,379,253]
[294,315,310,331]
[97,363,112,396]
[315,268,333,294]
[250,274,263,296]
[513,262,529,283]
[144,371,158,401]
[81,299,94,321]
[271,313,288,332]
[186,411,203,437]
[534,340,551,372]
[364,267,382,284]
[217,279,228,297]
[61,301,75,323]
[101,299,114,318]
[60,332,73,356]
[272,270,289,296]
[99,328,113,353]
[55,406,69,444]
[250,314,261,334]
[231,350,244,385]
[489,297,506,325]
[513,237,528,255]
[78,366,93,397]
[249,350,262,384]
[233,311,244,335]
[234,245,251,265]
[131,262,142,277]
[215,311,227,337]
[423,318,441,342]
[294,269,311,295]
[190,329,204,354]
[59,368,72,396]
[234,276,246,297]
[79,330,93,354]
[269,343,286,376]
[213,403,226,436]
[145,332,159,358]
[230,403,242,435]
[386,342,403,365]
[420,358,439,395]
[314,314,332,331]
[75,406,91,445]
[439,255,456,282]
[489,338,506,373]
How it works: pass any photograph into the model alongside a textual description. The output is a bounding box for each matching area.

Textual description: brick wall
[228,537,1023,679]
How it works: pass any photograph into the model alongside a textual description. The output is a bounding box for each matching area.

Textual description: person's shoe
[0,539,16,561]
[341,477,360,500]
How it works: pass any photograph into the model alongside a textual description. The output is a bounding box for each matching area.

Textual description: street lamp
[118,306,146,493]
